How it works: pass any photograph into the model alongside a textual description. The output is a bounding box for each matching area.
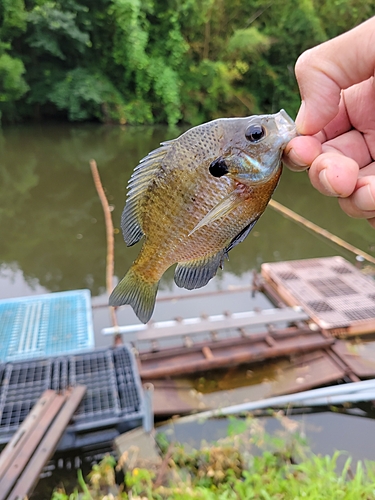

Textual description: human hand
[284,17,375,227]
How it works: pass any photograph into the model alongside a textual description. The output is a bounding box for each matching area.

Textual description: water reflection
[0,123,167,296]
[159,410,375,465]
[0,122,373,302]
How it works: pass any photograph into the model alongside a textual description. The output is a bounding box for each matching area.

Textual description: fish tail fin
[109,267,159,324]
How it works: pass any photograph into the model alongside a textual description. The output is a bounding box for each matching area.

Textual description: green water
[1,122,373,306]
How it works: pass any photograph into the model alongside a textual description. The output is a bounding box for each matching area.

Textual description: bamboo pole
[89,159,118,329]
[269,199,375,266]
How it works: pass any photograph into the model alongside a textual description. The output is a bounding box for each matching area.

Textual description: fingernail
[319,169,338,196]
[286,147,309,171]
[353,184,375,211]
[295,101,306,132]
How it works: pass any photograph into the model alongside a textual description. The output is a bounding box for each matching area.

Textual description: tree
[0,0,28,120]
[0,0,374,125]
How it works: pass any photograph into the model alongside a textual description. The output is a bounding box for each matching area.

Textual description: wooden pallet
[261,256,375,337]
[0,386,86,500]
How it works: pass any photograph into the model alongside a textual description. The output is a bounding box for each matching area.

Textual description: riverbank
[51,414,375,499]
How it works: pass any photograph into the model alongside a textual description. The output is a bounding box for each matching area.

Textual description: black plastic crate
[113,347,142,413]
[69,349,122,430]
[0,346,144,447]
[51,358,68,393]
[0,359,52,441]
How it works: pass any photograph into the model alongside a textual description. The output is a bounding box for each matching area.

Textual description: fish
[109,109,297,323]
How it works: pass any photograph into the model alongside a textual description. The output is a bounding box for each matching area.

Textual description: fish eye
[245,123,265,142]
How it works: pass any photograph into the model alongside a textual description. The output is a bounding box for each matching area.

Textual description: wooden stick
[269,199,375,266]
[90,159,118,328]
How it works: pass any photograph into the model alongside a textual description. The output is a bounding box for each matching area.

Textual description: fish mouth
[275,109,297,142]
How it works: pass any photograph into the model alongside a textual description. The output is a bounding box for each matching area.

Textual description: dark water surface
[1,122,375,495]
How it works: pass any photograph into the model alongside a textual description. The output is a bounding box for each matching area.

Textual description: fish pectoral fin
[174,250,225,290]
[225,217,259,253]
[189,190,243,236]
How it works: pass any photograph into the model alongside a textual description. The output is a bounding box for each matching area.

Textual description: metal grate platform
[261,256,375,336]
[0,290,94,362]
[0,346,144,446]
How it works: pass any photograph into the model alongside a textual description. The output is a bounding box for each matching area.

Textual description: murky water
[2,122,375,496]
[1,122,374,316]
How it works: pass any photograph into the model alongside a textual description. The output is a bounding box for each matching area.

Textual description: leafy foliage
[51,416,375,499]
[0,53,28,102]
[0,0,374,124]
[48,67,127,121]
[26,2,90,60]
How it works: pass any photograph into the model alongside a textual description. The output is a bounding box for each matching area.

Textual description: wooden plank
[265,335,277,347]
[151,379,205,416]
[331,341,375,378]
[140,333,334,379]
[202,347,214,360]
[324,347,360,382]
[255,276,290,309]
[114,427,161,469]
[269,350,347,396]
[0,390,56,477]
[7,385,86,500]
[331,322,375,338]
[0,392,66,500]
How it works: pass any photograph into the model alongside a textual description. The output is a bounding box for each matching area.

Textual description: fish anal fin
[174,251,225,290]
[109,267,159,323]
[225,218,259,254]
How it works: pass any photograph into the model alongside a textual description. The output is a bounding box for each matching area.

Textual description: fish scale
[110,110,297,323]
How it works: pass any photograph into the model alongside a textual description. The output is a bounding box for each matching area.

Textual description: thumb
[295,17,375,135]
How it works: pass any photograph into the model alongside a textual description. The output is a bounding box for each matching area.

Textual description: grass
[51,413,375,500]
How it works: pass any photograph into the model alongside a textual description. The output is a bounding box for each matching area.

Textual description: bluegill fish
[109,110,296,323]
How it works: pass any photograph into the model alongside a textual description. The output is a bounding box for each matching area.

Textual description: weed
[51,415,375,500]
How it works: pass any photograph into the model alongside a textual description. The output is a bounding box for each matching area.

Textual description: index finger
[295,17,375,135]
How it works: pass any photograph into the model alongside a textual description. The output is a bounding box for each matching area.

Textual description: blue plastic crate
[0,290,94,362]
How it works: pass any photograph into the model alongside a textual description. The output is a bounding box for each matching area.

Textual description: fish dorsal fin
[189,189,243,236]
[121,141,174,246]
[174,250,225,290]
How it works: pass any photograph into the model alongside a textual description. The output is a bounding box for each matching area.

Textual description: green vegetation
[0,0,373,126]
[51,415,375,499]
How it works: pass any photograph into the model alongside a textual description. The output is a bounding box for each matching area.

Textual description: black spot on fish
[209,157,229,178]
